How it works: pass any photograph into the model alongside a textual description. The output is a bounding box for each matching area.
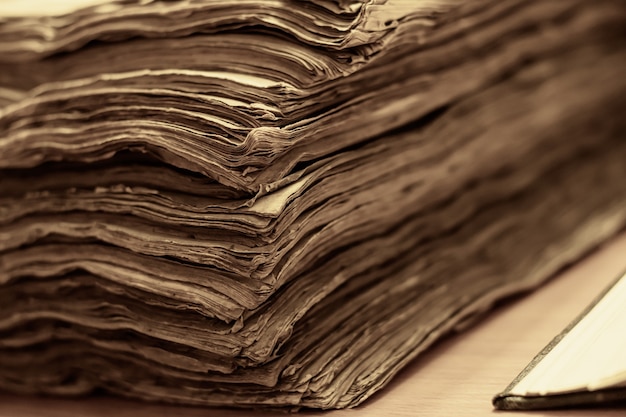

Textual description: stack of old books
[1,0,625,410]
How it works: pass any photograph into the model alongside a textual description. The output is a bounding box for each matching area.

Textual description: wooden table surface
[1,233,625,417]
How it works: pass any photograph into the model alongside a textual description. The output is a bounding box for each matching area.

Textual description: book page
[509,272,626,396]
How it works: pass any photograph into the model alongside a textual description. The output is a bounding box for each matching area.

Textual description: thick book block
[1,0,626,410]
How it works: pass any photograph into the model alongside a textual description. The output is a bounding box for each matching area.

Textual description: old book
[493,271,626,410]
[1,0,626,410]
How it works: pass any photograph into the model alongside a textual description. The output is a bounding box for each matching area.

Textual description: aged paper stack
[1,0,625,410]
